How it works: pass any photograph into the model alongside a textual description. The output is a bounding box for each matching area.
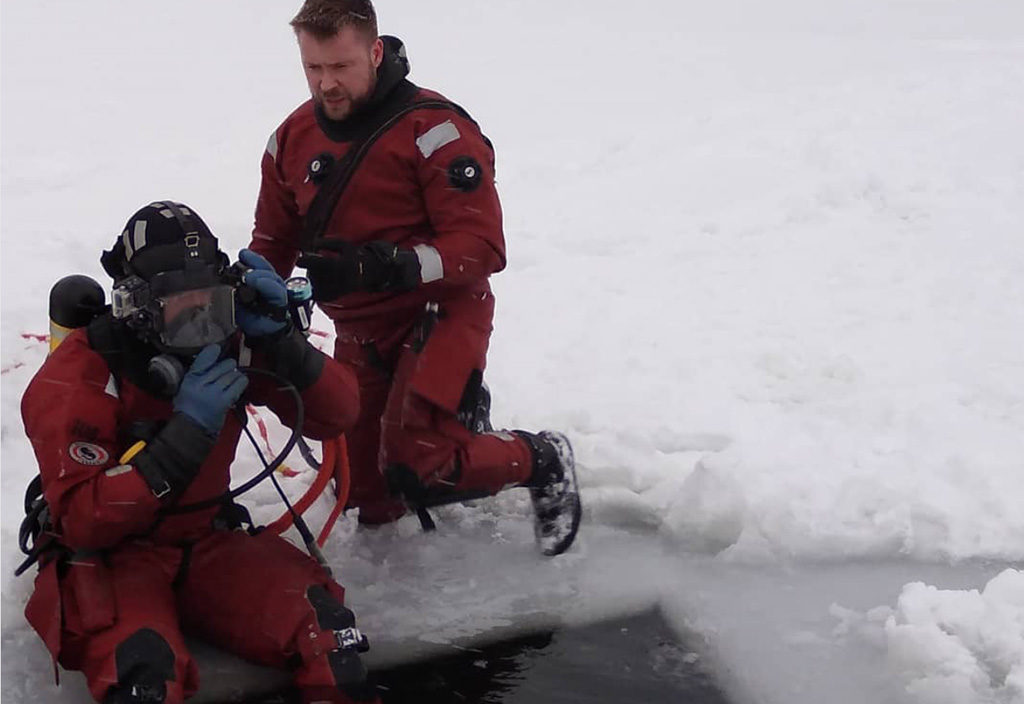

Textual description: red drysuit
[251,37,533,523]
[20,328,370,703]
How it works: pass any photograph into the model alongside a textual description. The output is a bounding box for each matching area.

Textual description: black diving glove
[296,239,421,302]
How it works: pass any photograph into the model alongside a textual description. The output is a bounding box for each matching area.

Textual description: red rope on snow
[264,439,335,535]
[246,404,298,477]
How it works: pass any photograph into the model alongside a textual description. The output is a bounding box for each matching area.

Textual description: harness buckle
[151,480,172,499]
[334,627,369,653]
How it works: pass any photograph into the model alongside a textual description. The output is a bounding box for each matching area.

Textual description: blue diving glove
[172,344,249,435]
[235,248,289,338]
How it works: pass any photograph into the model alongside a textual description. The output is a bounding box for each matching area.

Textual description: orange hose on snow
[264,438,336,535]
[264,435,351,548]
[317,437,351,547]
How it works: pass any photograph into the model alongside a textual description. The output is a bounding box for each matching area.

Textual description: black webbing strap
[300,85,485,252]
[171,542,194,589]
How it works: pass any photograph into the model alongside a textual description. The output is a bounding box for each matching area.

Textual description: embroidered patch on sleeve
[69,442,110,466]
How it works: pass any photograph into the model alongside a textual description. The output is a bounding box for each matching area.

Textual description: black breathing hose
[240,422,333,576]
[161,366,333,574]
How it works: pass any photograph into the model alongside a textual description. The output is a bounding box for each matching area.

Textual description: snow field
[834,569,1024,704]
[3,1,1024,702]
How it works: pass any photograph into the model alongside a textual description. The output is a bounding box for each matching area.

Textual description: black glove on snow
[296,239,421,302]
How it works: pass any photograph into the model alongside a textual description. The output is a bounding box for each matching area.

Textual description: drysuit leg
[56,547,196,703]
[177,530,377,703]
[293,585,376,703]
[381,382,533,500]
[379,296,532,504]
[334,335,408,524]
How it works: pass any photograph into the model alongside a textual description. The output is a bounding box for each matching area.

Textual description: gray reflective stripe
[415,120,460,159]
[413,244,444,283]
[122,228,134,259]
[104,374,119,398]
[238,340,253,367]
[133,220,147,253]
[266,131,279,161]
[159,208,173,219]
[104,464,133,477]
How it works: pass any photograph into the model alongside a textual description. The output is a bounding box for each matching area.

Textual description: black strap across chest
[300,84,486,252]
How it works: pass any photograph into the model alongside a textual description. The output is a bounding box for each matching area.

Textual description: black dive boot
[515,431,582,556]
[458,377,493,434]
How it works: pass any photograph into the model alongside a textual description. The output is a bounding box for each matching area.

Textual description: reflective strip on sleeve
[238,340,253,367]
[104,374,119,399]
[266,131,279,161]
[415,120,460,159]
[413,244,444,283]
[104,464,134,477]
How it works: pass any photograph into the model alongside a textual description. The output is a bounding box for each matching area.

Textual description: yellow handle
[119,441,147,464]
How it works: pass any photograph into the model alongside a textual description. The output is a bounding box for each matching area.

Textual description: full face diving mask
[111,263,237,354]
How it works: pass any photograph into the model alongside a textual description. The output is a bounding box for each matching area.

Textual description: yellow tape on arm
[119,441,147,464]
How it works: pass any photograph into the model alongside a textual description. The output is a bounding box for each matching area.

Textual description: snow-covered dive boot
[516,431,582,556]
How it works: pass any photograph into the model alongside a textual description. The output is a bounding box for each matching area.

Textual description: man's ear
[372,37,384,68]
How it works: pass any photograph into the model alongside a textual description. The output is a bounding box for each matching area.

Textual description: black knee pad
[105,628,175,703]
[327,648,377,702]
[307,584,356,631]
[306,586,376,702]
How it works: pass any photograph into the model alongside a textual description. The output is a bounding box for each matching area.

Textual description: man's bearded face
[297,26,383,121]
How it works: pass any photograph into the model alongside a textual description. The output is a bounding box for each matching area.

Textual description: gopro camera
[111,276,150,320]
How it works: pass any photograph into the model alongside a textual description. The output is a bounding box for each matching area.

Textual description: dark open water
[250,609,731,703]
[373,609,731,704]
